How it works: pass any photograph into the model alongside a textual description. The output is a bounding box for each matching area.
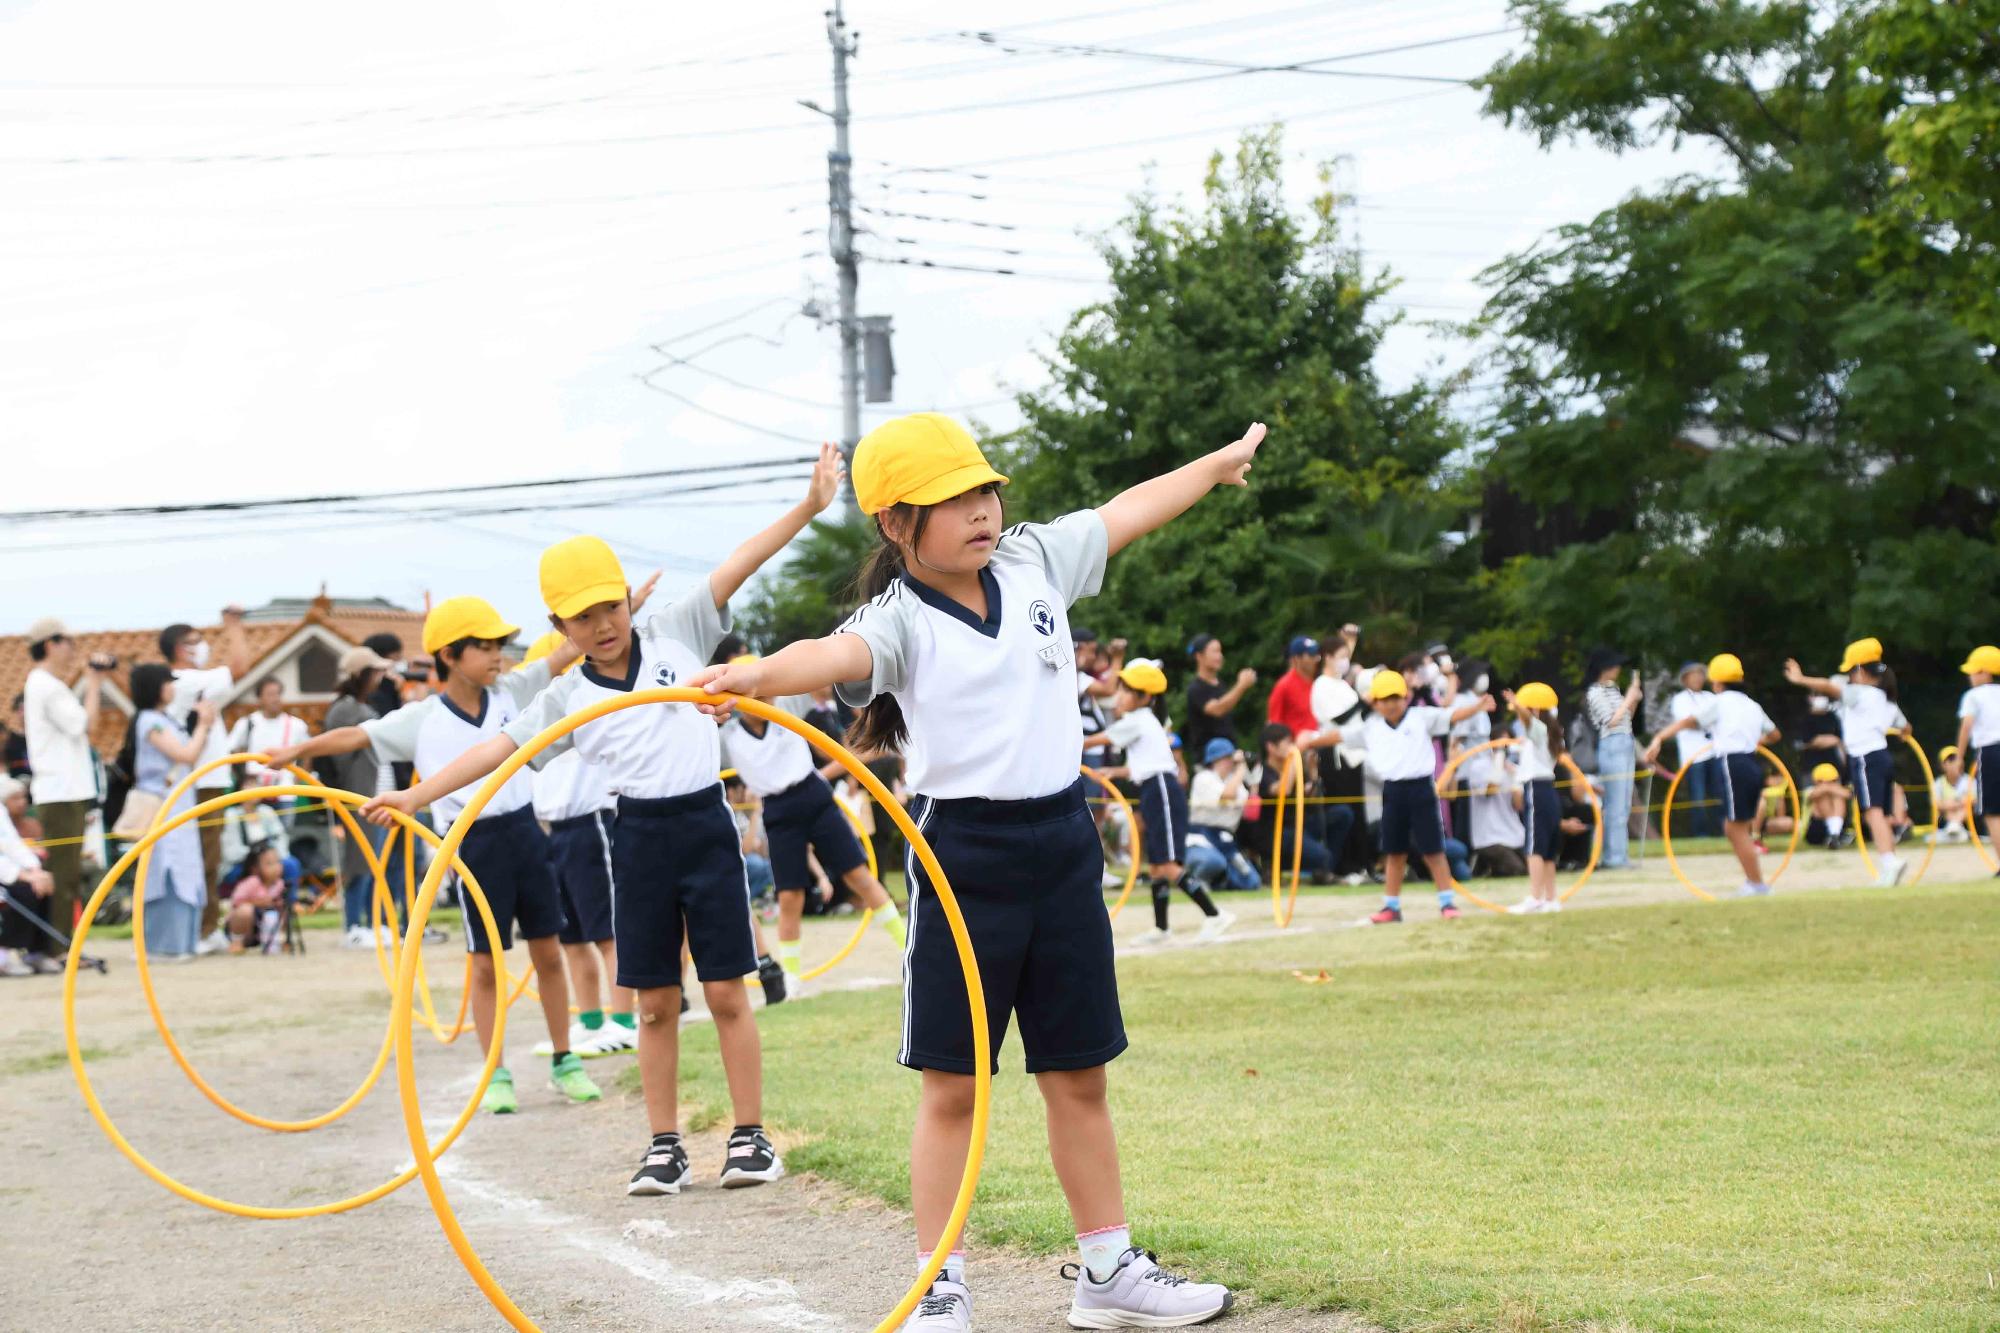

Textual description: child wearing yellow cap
[1643,653,1783,895]
[1953,646,2000,860]
[1784,639,1911,886]
[269,596,600,1115]
[690,412,1264,1330]
[1802,762,1854,848]
[1084,658,1235,946]
[1502,682,1564,915]
[361,445,845,1198]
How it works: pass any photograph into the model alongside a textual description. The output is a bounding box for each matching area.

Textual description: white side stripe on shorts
[594,810,617,942]
[1151,773,1176,854]
[899,797,936,1068]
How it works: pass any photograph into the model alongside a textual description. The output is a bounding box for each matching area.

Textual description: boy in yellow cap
[689,413,1263,1329]
[1802,762,1854,848]
[1954,646,2000,859]
[362,445,842,1198]
[1784,638,1910,886]
[1643,653,1783,895]
[1502,681,1564,915]
[1930,746,1973,844]
[270,596,599,1114]
[1084,657,1234,945]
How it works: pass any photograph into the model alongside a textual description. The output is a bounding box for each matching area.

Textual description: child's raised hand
[1481,693,1497,712]
[1211,422,1267,487]
[806,442,844,513]
[1782,658,1804,684]
[629,569,663,614]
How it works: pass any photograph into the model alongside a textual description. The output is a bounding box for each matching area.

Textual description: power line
[946,25,1509,85]
[634,377,829,445]
[858,254,1100,285]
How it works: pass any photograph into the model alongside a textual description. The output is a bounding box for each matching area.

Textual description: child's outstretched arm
[691,634,873,719]
[1641,717,1696,767]
[706,444,844,610]
[357,735,517,826]
[1097,422,1266,556]
[1783,658,1840,698]
[266,726,371,770]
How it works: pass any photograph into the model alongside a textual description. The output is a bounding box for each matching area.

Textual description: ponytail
[845,504,929,755]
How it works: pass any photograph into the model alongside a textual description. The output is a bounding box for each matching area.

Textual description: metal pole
[826,1,861,513]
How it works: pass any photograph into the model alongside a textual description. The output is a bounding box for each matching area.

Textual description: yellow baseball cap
[422,596,518,656]
[1707,653,1744,684]
[518,629,578,674]
[1838,636,1883,672]
[539,535,627,620]
[1960,645,2000,675]
[1118,660,1168,695]
[1940,745,1961,761]
[1516,681,1558,711]
[852,413,1009,516]
[1811,762,1839,783]
[1369,670,1408,701]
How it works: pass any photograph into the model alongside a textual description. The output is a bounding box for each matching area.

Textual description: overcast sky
[1,0,1706,638]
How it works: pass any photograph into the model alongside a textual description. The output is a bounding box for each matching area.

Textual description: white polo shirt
[1828,680,1906,756]
[1339,706,1449,782]
[720,696,818,798]
[504,580,732,799]
[1669,687,1714,767]
[1515,717,1556,781]
[23,666,97,804]
[1689,690,1777,757]
[532,749,614,824]
[1102,705,1176,784]
[228,710,310,786]
[172,665,238,776]
[835,511,1108,801]
[1958,683,2000,748]
[363,660,550,833]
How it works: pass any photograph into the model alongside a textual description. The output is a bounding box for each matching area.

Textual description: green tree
[1470,0,2000,734]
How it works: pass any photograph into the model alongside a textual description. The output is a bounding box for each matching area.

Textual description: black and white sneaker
[757,955,788,1006]
[627,1136,690,1196]
[719,1125,785,1188]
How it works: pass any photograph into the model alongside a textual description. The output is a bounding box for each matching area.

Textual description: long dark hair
[1861,661,1898,703]
[846,503,932,755]
[117,663,177,781]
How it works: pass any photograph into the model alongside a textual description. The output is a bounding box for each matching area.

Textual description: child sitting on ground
[1931,746,1972,843]
[227,842,288,954]
[1802,763,1854,847]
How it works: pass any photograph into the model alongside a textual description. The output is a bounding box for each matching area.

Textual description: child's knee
[703,980,749,1020]
[921,1072,979,1119]
[635,988,678,1027]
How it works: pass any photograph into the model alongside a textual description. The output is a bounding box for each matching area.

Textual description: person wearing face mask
[160,609,253,956]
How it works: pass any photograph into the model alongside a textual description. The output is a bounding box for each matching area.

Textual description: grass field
[639,882,1998,1332]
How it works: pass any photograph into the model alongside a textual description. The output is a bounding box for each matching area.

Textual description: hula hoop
[1433,738,1602,914]
[64,783,511,1218]
[1661,745,1801,901]
[799,797,879,982]
[1268,750,1305,927]
[1849,733,1939,886]
[132,752,476,1129]
[388,689,988,1333]
[1970,760,1999,871]
[1079,764,1141,920]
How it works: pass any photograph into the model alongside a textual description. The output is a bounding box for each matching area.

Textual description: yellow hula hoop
[1433,738,1603,914]
[1079,764,1141,920]
[1970,760,1999,871]
[65,783,513,1218]
[799,795,878,982]
[1268,750,1304,927]
[369,825,503,1042]
[1848,734,1939,886]
[388,689,988,1333]
[132,753,473,1129]
[1661,745,1802,901]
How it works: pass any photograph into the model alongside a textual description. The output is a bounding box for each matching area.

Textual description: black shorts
[1717,752,1766,822]
[1522,777,1559,860]
[763,774,868,892]
[547,809,616,946]
[1849,749,1894,812]
[1379,776,1443,857]
[1979,744,2000,815]
[456,805,564,954]
[612,785,757,989]
[1136,772,1189,865]
[902,779,1126,1076]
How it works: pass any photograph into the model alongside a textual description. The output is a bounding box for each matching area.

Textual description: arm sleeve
[642,577,734,662]
[499,678,575,767]
[1102,712,1147,749]
[1691,696,1723,733]
[1000,511,1109,606]
[227,717,249,753]
[1756,706,1777,734]
[40,679,88,738]
[1960,690,1977,719]
[1338,719,1368,747]
[0,808,34,880]
[832,592,915,709]
[358,701,429,765]
[1422,707,1452,737]
[498,659,552,708]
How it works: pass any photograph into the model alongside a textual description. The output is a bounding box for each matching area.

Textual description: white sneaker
[532,1022,597,1058]
[341,924,373,949]
[1195,909,1236,943]
[194,928,229,956]
[783,973,811,1001]
[1544,898,1563,913]
[1876,854,1907,887]
[1066,1247,1232,1328]
[1736,882,1772,897]
[1134,927,1172,947]
[1505,898,1541,915]
[899,1278,970,1331]
[1340,871,1367,886]
[580,1023,637,1056]
[0,950,32,978]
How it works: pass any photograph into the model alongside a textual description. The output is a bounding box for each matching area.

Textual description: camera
[87,652,118,672]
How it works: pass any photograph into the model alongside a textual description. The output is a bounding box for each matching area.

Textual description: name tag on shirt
[1038,641,1071,671]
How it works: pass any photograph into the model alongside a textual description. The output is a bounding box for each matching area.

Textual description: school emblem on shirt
[1029,600,1055,636]
[654,663,677,686]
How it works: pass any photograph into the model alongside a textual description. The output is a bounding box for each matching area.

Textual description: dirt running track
[5,842,1985,1331]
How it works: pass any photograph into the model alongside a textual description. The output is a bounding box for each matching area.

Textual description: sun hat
[337,645,392,676]
[25,616,68,646]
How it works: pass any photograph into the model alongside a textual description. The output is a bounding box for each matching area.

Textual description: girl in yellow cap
[692,412,1263,1330]
[1084,658,1235,946]
[1783,639,1911,886]
[1643,654,1783,895]
[1930,747,1973,844]
[1502,682,1565,914]
[1803,763,1855,848]
[1953,646,2000,859]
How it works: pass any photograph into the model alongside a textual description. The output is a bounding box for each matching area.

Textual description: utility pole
[826,1,861,513]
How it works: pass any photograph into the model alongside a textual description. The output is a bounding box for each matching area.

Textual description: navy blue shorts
[1849,749,1894,812]
[612,785,757,989]
[1717,752,1766,822]
[902,780,1126,1076]
[455,805,564,954]
[763,774,868,892]
[1978,744,2000,815]
[1379,776,1444,857]
[1136,772,1189,865]
[547,809,616,946]
[1522,777,1559,860]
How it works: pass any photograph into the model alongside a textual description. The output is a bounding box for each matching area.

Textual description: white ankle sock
[1077,1224,1131,1282]
[919,1249,966,1284]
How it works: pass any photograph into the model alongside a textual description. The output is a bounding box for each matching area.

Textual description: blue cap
[1169,732,1182,749]
[1678,660,1705,678]
[1288,635,1321,657]
[1202,738,1236,765]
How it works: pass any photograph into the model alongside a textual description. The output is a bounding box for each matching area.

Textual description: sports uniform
[1101,703,1184,866]
[1827,680,1907,813]
[534,749,617,948]
[721,701,869,894]
[1516,716,1559,861]
[1339,706,1452,856]
[1957,679,2000,817]
[1683,690,1778,823]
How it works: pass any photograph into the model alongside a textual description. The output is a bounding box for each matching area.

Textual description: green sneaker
[481,1067,518,1116]
[550,1052,602,1104]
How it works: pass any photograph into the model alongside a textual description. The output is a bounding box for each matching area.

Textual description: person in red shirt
[1267,635,1323,738]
